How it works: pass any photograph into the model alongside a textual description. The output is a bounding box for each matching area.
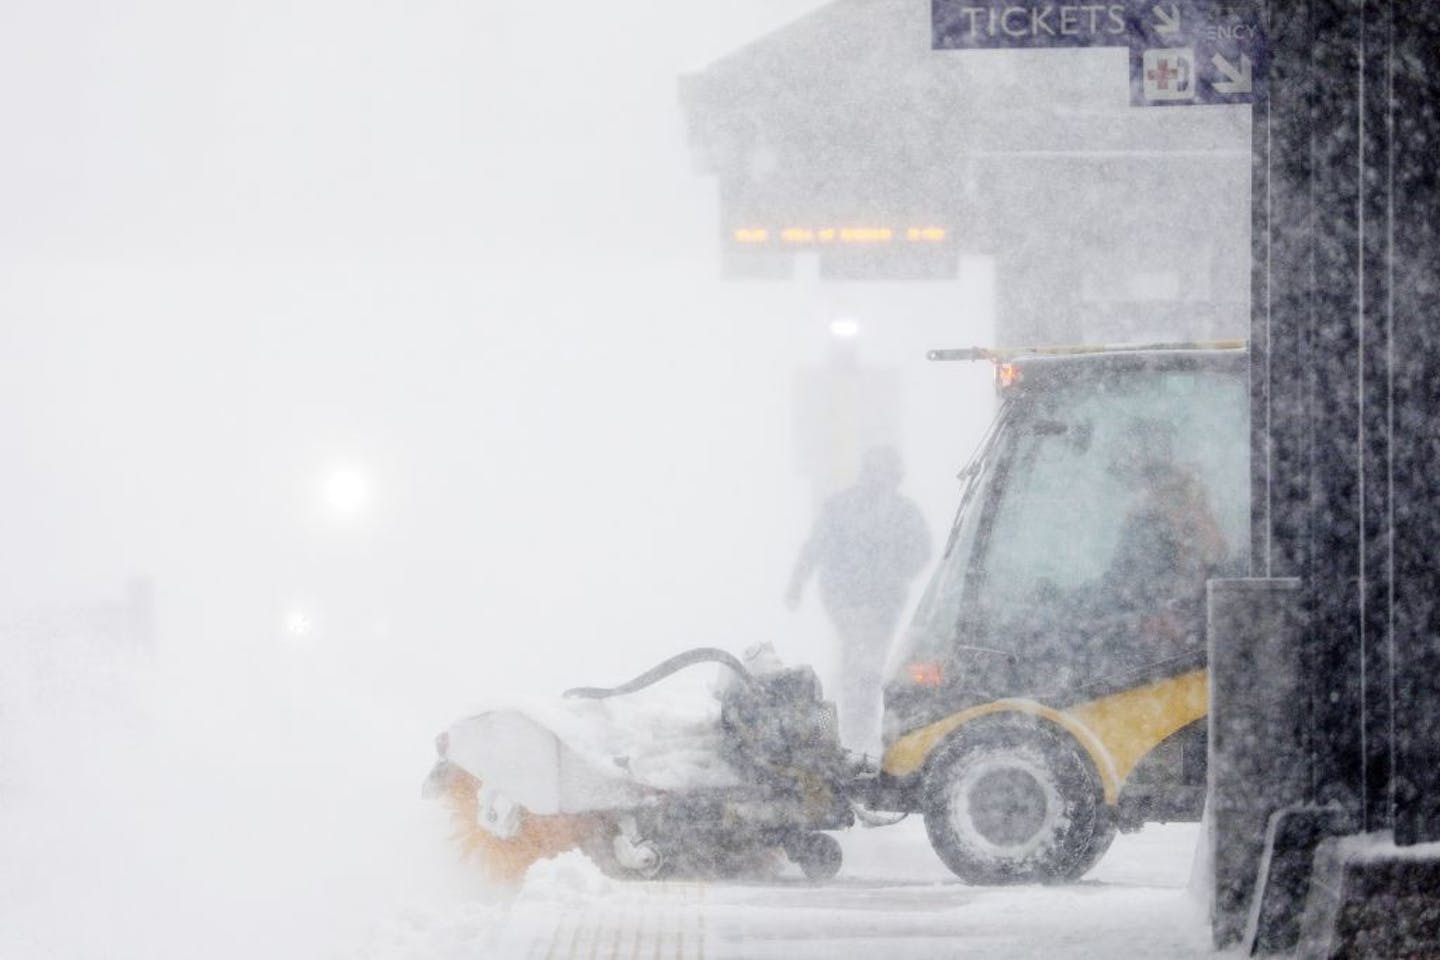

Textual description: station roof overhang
[679,0,1253,279]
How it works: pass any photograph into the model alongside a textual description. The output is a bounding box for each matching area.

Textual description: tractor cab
[876,342,1250,884]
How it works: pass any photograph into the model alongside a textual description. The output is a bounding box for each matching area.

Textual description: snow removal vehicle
[871,342,1250,884]
[422,341,1247,888]
[422,646,854,883]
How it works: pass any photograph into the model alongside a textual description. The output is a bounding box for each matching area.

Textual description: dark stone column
[1208,578,1308,947]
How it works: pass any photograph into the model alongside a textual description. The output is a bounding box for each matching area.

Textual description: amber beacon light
[907,662,944,687]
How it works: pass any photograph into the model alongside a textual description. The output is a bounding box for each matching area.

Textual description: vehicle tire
[578,819,671,880]
[785,832,843,882]
[922,714,1116,885]
[583,815,790,881]
[579,823,638,880]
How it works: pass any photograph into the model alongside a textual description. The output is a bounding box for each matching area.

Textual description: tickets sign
[933,2,1131,48]
[932,0,1265,106]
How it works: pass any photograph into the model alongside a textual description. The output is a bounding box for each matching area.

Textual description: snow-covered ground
[344,820,1221,960]
[0,638,1231,960]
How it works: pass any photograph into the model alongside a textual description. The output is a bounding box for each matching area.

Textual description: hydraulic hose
[562,647,755,699]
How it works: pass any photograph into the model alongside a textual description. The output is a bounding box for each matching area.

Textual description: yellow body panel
[1068,668,1209,789]
[881,668,1209,805]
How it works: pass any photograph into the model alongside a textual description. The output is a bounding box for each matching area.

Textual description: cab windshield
[895,362,1249,688]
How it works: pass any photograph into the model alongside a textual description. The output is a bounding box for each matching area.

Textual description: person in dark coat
[786,447,931,753]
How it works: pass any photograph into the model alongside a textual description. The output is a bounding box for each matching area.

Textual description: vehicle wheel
[584,828,789,881]
[578,824,633,879]
[785,832,843,882]
[577,819,669,880]
[922,715,1116,885]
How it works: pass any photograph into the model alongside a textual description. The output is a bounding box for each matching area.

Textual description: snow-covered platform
[470,821,1218,960]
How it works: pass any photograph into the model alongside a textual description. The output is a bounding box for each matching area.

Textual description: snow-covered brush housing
[423,646,852,883]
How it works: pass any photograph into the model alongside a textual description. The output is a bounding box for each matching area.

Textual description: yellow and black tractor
[874,342,1250,884]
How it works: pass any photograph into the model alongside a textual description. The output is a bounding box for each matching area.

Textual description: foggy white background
[0,3,994,957]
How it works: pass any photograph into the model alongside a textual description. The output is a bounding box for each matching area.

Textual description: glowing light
[830,318,861,339]
[838,227,893,243]
[906,227,948,242]
[732,226,948,246]
[908,662,943,686]
[283,610,314,639]
[322,466,371,517]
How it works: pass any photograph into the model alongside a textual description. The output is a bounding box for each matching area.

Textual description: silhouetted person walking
[786,447,931,754]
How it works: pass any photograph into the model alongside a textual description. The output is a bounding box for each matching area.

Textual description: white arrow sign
[1211,53,1253,94]
[1153,4,1182,36]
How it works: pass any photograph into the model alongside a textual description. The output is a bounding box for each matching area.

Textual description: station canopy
[680,0,1252,346]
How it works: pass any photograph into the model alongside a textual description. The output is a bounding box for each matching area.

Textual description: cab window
[973,368,1249,681]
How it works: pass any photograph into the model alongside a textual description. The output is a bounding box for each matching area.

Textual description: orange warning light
[997,363,1023,389]
[908,662,944,687]
[838,227,894,243]
[734,226,947,246]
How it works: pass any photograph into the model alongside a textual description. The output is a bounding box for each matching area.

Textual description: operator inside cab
[1093,416,1229,662]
